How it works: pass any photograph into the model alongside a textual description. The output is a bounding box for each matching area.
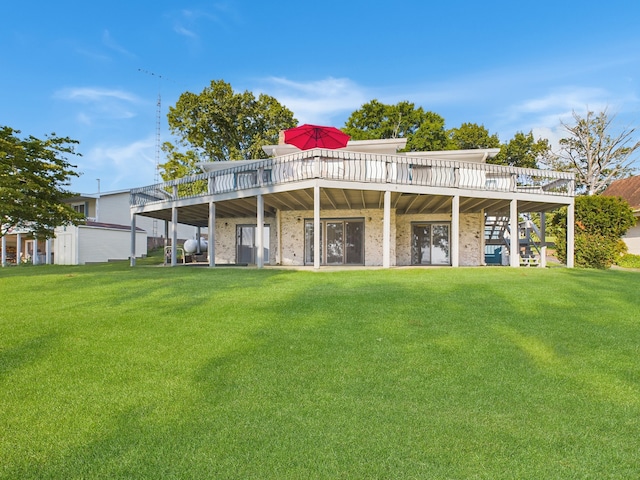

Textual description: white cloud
[54,87,142,124]
[174,24,198,38]
[55,87,140,103]
[102,30,135,58]
[77,136,157,192]
[260,77,369,125]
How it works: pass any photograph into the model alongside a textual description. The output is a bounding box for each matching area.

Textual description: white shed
[54,222,147,265]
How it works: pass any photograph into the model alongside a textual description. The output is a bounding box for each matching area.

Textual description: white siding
[53,224,146,265]
[622,219,640,255]
[99,191,197,239]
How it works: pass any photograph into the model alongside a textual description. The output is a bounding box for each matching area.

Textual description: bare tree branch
[557,108,639,195]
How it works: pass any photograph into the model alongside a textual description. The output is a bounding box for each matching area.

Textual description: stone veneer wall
[395,212,483,266]
[278,209,395,266]
[212,216,278,265]
[211,209,483,266]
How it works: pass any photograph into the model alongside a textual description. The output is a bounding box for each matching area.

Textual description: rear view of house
[129,138,576,268]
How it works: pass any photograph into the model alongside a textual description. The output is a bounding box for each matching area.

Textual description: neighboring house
[129,138,576,268]
[602,175,640,255]
[1,190,197,266]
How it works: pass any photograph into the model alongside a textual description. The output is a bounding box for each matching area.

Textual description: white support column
[566,201,575,268]
[276,209,282,266]
[256,194,264,268]
[130,213,137,266]
[16,233,22,266]
[171,186,178,266]
[208,201,216,268]
[540,212,547,268]
[196,227,202,255]
[383,189,391,268]
[1,235,6,267]
[45,238,51,264]
[314,183,320,269]
[164,220,169,250]
[171,206,178,266]
[33,237,38,265]
[451,195,460,267]
[510,199,519,268]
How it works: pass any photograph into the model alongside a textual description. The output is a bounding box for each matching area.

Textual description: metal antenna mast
[138,69,164,240]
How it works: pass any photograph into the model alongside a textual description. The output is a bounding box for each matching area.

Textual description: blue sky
[3,1,640,193]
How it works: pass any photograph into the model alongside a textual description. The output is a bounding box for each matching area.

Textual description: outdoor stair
[484,215,543,267]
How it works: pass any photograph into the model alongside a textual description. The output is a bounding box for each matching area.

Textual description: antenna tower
[138,68,165,239]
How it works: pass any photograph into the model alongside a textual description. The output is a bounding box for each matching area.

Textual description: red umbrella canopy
[283,124,350,150]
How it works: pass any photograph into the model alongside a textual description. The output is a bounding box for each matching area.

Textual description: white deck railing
[130,149,575,207]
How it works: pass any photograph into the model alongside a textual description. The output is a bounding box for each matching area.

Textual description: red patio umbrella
[283,124,350,150]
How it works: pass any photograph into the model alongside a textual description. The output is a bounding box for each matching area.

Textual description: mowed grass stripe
[1,264,639,479]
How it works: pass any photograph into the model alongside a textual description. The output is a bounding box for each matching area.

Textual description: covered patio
[129,144,575,269]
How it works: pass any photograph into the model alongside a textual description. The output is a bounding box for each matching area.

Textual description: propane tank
[183,238,208,254]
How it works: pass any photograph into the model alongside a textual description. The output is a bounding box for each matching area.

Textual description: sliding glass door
[236,225,270,264]
[304,219,364,265]
[411,223,450,265]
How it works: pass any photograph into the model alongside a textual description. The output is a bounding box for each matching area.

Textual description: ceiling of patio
[136,187,569,228]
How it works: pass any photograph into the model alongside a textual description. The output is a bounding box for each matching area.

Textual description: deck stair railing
[518,216,542,267]
[484,215,543,267]
[484,216,510,265]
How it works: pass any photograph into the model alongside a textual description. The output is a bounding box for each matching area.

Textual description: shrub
[551,195,635,269]
[616,253,640,268]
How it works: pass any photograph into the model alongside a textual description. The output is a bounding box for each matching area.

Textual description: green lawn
[1,262,639,479]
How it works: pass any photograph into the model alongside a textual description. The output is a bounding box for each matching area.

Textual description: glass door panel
[412,225,431,265]
[236,225,270,264]
[325,222,344,264]
[431,224,450,265]
[345,221,363,264]
[412,223,450,265]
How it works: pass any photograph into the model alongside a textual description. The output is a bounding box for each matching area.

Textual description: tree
[446,123,500,150]
[343,100,449,151]
[490,131,552,169]
[161,80,297,179]
[0,126,84,239]
[551,195,636,268]
[554,109,640,195]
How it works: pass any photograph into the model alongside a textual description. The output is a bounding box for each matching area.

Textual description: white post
[208,202,216,267]
[566,201,575,268]
[276,209,282,266]
[171,206,178,266]
[314,183,320,269]
[33,237,38,265]
[510,199,519,268]
[171,185,178,266]
[130,213,136,266]
[383,190,391,268]
[256,194,264,268]
[451,195,460,267]
[540,212,547,268]
[1,235,6,267]
[164,220,169,251]
[16,233,22,265]
[45,238,51,264]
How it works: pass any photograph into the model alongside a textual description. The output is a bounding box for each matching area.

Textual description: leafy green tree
[446,123,500,150]
[409,111,449,151]
[0,126,84,239]
[343,100,449,151]
[551,195,636,268]
[162,80,297,179]
[491,131,552,168]
[159,143,200,182]
[553,109,639,195]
